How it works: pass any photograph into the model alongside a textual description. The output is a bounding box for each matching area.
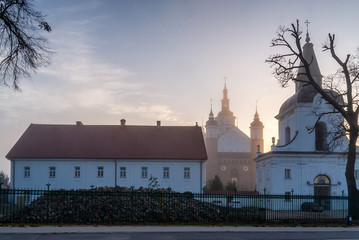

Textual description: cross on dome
[305,20,311,43]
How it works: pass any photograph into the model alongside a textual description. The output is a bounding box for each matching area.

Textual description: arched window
[315,122,328,151]
[285,127,291,144]
[314,174,331,185]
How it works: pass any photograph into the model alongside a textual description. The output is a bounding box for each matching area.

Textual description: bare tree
[266,20,359,218]
[0,0,51,90]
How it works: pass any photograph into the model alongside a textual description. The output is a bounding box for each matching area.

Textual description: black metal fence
[0,187,350,224]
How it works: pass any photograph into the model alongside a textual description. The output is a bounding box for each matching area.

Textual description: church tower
[254,22,349,198]
[250,107,264,191]
[216,83,236,131]
[204,104,218,183]
[250,107,264,155]
[204,80,257,192]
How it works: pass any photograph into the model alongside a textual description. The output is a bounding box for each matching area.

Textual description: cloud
[0,9,186,127]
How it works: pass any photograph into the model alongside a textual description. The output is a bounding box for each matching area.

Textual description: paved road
[1,226,359,240]
[2,231,359,240]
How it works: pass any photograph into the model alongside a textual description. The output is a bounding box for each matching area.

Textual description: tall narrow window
[49,166,56,178]
[184,167,190,179]
[285,127,291,144]
[120,167,126,178]
[316,122,328,151]
[24,166,30,178]
[141,167,148,178]
[284,169,291,179]
[355,170,359,179]
[74,166,80,178]
[97,166,104,177]
[163,167,170,179]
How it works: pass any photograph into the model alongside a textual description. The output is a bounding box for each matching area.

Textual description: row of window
[284,169,359,180]
[284,169,359,181]
[23,166,191,179]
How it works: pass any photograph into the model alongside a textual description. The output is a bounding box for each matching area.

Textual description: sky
[1,0,359,176]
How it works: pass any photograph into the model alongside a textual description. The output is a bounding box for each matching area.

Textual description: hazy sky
[1,0,359,176]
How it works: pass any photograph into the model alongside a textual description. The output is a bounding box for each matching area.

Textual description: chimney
[76,121,83,126]
[157,121,161,127]
[120,119,126,126]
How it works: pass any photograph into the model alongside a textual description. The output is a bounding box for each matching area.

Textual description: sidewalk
[1,225,359,233]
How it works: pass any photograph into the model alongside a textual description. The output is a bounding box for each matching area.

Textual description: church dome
[250,109,263,127]
[206,117,217,126]
[206,109,217,126]
[278,30,322,117]
[278,85,317,116]
[278,87,344,117]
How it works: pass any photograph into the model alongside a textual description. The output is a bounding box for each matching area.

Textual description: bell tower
[204,102,218,183]
[250,106,264,155]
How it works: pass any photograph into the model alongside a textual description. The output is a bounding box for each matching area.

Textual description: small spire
[305,20,310,43]
[224,75,227,89]
[209,98,214,117]
[206,98,217,126]
[254,101,259,119]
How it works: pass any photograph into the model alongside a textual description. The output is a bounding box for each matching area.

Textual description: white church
[254,30,358,209]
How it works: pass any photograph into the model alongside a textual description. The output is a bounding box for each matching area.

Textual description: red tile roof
[6,124,207,160]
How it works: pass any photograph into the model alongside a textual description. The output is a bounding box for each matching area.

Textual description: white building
[254,30,356,209]
[6,120,207,193]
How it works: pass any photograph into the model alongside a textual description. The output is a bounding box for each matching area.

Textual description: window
[284,191,292,201]
[316,122,328,151]
[74,166,80,178]
[355,170,359,179]
[97,166,104,177]
[49,166,56,178]
[163,167,169,179]
[314,174,330,185]
[24,166,30,178]
[141,167,148,178]
[184,167,190,179]
[120,167,126,178]
[284,169,291,179]
[285,127,291,144]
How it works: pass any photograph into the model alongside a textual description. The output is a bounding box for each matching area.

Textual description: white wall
[255,153,350,195]
[116,159,204,192]
[10,158,205,193]
[276,94,347,153]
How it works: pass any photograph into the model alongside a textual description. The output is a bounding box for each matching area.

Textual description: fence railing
[0,187,350,224]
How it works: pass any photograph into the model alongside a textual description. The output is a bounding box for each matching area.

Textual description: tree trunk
[346,128,359,219]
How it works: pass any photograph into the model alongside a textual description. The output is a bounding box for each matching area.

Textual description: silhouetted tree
[0,170,9,187]
[0,0,52,90]
[225,181,236,191]
[208,175,224,191]
[266,20,359,218]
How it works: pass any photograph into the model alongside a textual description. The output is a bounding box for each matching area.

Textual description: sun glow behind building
[1,0,359,176]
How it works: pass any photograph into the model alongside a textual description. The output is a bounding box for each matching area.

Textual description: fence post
[342,190,345,218]
[130,186,134,223]
[263,188,267,221]
[46,183,51,224]
[291,189,294,219]
[90,185,94,224]
[0,182,2,221]
[167,187,171,222]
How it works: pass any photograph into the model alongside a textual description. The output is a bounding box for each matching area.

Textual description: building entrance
[314,174,331,210]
